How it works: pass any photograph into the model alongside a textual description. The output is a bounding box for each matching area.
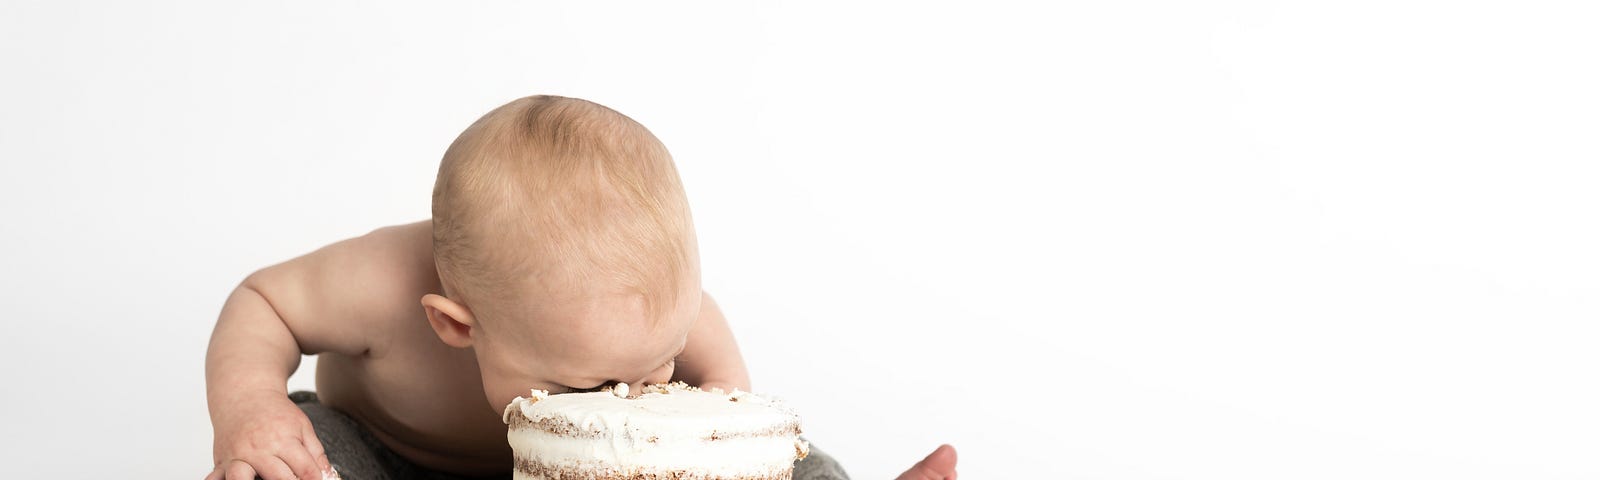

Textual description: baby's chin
[485,385,530,415]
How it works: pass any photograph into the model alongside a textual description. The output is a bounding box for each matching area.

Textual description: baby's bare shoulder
[366,220,440,285]
[246,220,440,356]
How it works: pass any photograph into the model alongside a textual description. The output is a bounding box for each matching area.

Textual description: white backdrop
[2,1,1598,478]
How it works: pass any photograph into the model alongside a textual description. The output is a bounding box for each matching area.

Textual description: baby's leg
[291,391,393,479]
[295,391,492,480]
[793,441,852,480]
[293,392,518,480]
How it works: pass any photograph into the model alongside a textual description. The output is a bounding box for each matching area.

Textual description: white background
[2,1,1597,478]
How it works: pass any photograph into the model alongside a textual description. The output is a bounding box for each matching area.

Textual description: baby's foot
[894,444,957,480]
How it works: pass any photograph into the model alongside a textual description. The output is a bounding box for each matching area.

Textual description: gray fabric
[292,391,499,480]
[794,446,850,480]
[291,391,849,480]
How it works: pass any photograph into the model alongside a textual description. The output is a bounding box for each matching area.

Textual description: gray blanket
[290,391,850,480]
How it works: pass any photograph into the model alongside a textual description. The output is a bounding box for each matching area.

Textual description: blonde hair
[431,95,695,321]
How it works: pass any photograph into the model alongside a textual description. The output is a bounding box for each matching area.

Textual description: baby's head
[419,95,700,412]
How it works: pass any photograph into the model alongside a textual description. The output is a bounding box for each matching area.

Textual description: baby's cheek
[641,365,673,386]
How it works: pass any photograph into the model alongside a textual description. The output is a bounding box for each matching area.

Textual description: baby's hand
[206,392,333,480]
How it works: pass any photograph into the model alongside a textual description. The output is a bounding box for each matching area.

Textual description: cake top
[502,382,801,440]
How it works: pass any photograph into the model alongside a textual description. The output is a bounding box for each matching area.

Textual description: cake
[502,382,810,480]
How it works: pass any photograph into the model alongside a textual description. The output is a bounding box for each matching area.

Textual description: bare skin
[205,220,957,480]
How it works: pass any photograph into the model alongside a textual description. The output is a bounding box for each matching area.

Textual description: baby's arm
[671,292,752,392]
[206,222,433,480]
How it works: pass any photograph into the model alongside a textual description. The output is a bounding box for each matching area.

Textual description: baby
[204,95,957,480]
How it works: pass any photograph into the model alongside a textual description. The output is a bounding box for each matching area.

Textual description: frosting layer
[503,383,807,480]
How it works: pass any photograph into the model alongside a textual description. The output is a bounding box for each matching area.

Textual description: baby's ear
[421,293,476,348]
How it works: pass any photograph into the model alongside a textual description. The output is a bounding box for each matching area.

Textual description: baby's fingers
[301,422,331,473]
[277,442,324,480]
[220,460,257,480]
[249,456,299,480]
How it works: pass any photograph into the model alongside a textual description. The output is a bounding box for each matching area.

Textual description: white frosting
[504,383,805,478]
